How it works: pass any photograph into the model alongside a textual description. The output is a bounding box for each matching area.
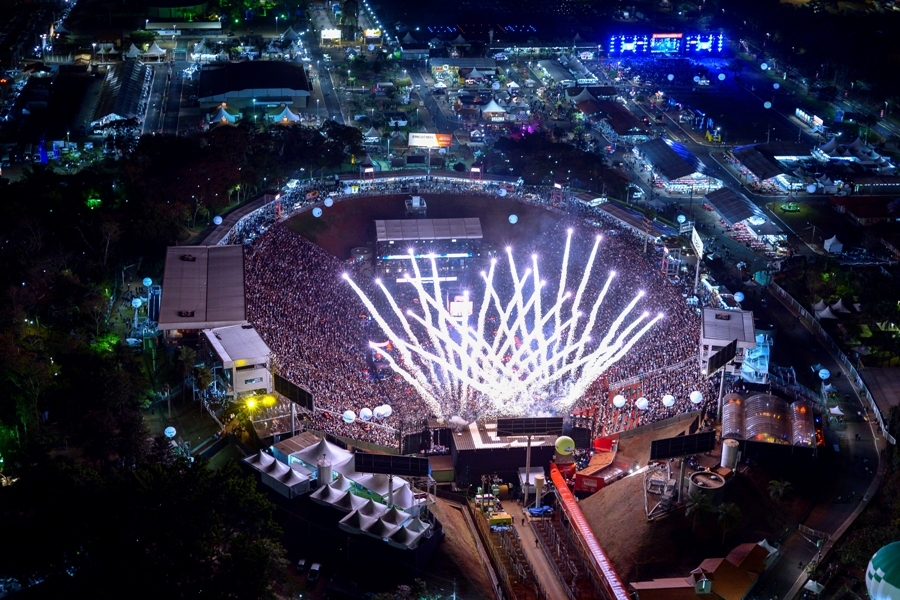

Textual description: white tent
[405,517,432,533]
[831,299,852,313]
[357,498,388,518]
[402,32,417,44]
[339,509,377,534]
[381,506,412,526]
[812,300,828,312]
[292,438,354,467]
[143,41,166,58]
[271,105,300,123]
[356,473,407,497]
[332,456,358,478]
[804,580,825,595]
[364,127,381,143]
[244,450,276,469]
[823,383,837,393]
[329,473,353,492]
[811,363,825,373]
[824,236,843,253]
[331,490,367,513]
[387,524,424,549]
[209,106,238,124]
[829,406,845,416]
[482,99,507,114]
[281,26,300,42]
[467,67,486,79]
[390,483,419,510]
[816,307,839,320]
[309,482,347,505]
[507,80,520,89]
[124,44,142,59]
[259,457,309,498]
[364,517,400,539]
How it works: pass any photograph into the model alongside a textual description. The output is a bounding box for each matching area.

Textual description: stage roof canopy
[375,218,483,241]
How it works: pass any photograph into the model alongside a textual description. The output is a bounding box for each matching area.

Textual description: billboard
[608,35,649,54]
[364,29,382,37]
[685,33,724,53]
[691,227,704,257]
[320,29,341,40]
[408,132,453,148]
[574,473,605,493]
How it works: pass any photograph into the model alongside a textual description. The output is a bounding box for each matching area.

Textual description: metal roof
[375,218,482,241]
[701,307,756,344]
[733,146,784,181]
[91,60,149,126]
[704,187,763,226]
[636,137,705,181]
[428,58,497,70]
[202,324,270,369]
[198,61,311,101]
[158,246,246,331]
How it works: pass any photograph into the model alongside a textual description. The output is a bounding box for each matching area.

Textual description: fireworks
[343,230,663,419]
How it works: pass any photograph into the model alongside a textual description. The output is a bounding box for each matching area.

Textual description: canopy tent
[270,105,300,123]
[309,482,347,506]
[329,473,353,492]
[823,383,837,393]
[124,44,142,58]
[804,580,825,595]
[405,516,432,533]
[244,450,276,469]
[355,473,408,497]
[829,406,845,416]
[824,236,843,253]
[704,188,762,226]
[330,490,367,513]
[339,509,377,534]
[357,498,388,518]
[390,483,419,510]
[281,26,301,42]
[364,517,400,539]
[466,67,486,79]
[816,307,839,320]
[387,524,425,549]
[831,299,852,313]
[482,99,507,114]
[380,506,412,526]
[507,80,520,89]
[332,456,358,478]
[363,127,381,143]
[248,455,309,498]
[811,363,825,373]
[812,300,828,312]
[291,438,354,467]
[209,106,239,124]
[402,32,417,44]
[143,41,166,57]
[450,34,469,46]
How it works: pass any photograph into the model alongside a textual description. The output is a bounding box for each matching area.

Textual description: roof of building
[91,60,149,126]
[537,59,575,83]
[202,324,270,369]
[832,195,896,220]
[595,100,647,136]
[428,58,497,69]
[733,145,784,181]
[637,137,704,181]
[704,187,764,226]
[375,218,483,241]
[701,307,756,344]
[198,61,310,100]
[158,246,246,331]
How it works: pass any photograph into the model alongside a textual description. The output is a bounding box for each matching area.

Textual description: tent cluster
[814,137,895,173]
[336,500,432,549]
[812,297,856,320]
[243,450,310,498]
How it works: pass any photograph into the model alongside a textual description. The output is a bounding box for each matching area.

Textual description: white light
[343,233,660,418]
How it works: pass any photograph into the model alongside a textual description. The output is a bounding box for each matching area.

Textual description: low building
[158,246,247,339]
[202,324,272,398]
[637,138,721,194]
[699,307,755,376]
[90,61,150,129]
[197,61,311,111]
[832,195,900,226]
[631,541,776,600]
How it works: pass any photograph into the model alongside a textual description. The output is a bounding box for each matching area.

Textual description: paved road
[142,63,168,136]
[511,511,571,600]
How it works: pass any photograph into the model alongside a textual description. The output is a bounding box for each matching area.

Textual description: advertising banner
[408,132,453,148]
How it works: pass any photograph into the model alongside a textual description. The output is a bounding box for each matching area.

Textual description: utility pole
[642,216,652,254]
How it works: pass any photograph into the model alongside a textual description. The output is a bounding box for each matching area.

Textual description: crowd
[242,181,720,447]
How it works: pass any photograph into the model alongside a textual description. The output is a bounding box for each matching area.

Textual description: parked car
[307,563,321,586]
[296,558,308,572]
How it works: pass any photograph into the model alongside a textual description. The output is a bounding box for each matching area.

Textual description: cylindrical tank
[721,439,740,470]
[688,471,726,506]
[535,475,545,508]
[317,458,332,486]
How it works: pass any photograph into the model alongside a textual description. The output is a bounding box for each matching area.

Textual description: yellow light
[261,395,276,407]
[246,398,257,408]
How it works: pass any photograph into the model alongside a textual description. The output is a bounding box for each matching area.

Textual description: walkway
[510,510,571,600]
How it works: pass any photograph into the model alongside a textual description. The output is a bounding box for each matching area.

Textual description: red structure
[549,463,630,600]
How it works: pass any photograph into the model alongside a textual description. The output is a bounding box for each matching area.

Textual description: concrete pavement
[511,511,571,600]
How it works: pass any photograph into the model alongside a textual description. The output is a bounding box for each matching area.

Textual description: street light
[91,42,96,65]
[145,19,149,30]
[317,98,320,121]
[275,16,279,35]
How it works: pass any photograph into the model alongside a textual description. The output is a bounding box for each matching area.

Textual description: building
[636,138,721,194]
[631,541,776,600]
[197,61,311,112]
[145,0,209,20]
[374,218,483,281]
[202,324,272,399]
[699,307,756,376]
[832,196,900,226]
[158,246,247,339]
[90,61,150,129]
[721,393,816,449]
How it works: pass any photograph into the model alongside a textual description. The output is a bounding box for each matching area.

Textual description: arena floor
[284,193,566,260]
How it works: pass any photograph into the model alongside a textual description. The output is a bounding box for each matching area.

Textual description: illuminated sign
[320,29,341,40]
[608,35,649,55]
[408,132,453,148]
[685,33,724,53]
[382,253,473,260]
[652,33,683,39]
[364,29,382,37]
[449,295,474,317]
[691,227,704,257]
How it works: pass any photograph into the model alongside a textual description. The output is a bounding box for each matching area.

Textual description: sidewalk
[511,510,571,600]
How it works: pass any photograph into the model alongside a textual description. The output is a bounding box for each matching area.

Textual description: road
[142,63,168,136]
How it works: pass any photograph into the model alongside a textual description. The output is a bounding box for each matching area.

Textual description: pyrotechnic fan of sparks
[342,230,663,419]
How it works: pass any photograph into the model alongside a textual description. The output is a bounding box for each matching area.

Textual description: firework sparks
[343,231,663,419]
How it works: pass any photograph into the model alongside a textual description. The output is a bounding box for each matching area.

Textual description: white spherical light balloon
[718,73,726,81]
[342,410,357,423]
[613,394,626,408]
[381,404,393,417]
[498,188,507,196]
[508,213,518,223]
[360,407,373,421]
[734,292,745,302]
[636,397,649,410]
[343,186,352,194]
[373,406,386,419]
[312,207,323,217]
[690,391,704,404]
[213,215,223,225]
[693,75,700,82]
[764,101,772,109]
[773,83,780,90]
[760,62,768,71]
[324,197,334,207]
[662,394,676,407]
[368,44,375,51]
[667,73,674,81]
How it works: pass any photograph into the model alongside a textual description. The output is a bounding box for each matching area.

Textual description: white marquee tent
[824,236,843,253]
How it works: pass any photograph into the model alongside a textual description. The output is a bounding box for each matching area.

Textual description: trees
[717,502,742,545]
[768,479,793,503]
[686,491,713,532]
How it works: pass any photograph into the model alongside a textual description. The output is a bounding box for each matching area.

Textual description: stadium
[239,172,717,450]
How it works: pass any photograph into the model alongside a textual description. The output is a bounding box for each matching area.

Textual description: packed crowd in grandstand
[242,179,716,449]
